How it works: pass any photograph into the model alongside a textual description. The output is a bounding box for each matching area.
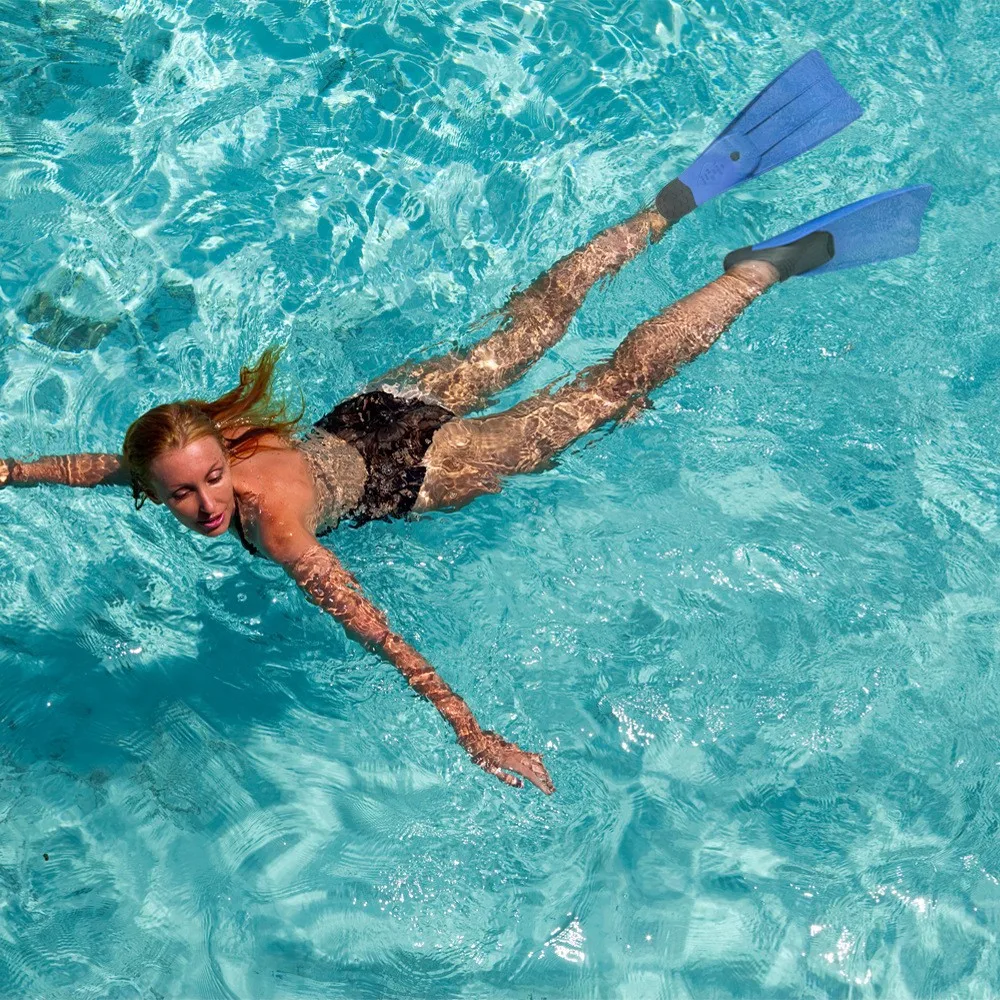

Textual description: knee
[416,467,501,512]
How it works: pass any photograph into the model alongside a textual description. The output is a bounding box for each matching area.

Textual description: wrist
[455,715,484,747]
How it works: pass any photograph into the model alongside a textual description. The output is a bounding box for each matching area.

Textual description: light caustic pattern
[1,0,1000,997]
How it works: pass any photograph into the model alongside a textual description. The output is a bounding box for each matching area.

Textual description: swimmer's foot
[723,185,933,280]
[724,231,834,281]
[655,50,861,223]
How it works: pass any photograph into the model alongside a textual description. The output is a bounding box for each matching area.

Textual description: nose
[197,488,217,514]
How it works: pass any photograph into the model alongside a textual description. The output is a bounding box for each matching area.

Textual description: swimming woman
[0,52,930,794]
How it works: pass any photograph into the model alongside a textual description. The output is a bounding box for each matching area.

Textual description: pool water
[2,0,1000,997]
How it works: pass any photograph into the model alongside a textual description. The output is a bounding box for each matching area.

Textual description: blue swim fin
[722,185,932,279]
[656,50,863,223]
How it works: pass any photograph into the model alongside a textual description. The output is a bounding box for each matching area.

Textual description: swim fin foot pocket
[655,178,697,224]
[723,231,834,281]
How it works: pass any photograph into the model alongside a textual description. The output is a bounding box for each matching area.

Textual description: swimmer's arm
[261,523,553,794]
[0,454,130,488]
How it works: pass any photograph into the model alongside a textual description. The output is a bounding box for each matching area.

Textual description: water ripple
[2,0,1000,997]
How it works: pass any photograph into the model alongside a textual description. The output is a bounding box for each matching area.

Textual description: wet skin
[0,199,780,797]
[140,431,556,796]
[146,436,235,537]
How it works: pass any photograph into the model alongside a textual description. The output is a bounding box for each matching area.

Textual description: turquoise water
[2,0,1000,996]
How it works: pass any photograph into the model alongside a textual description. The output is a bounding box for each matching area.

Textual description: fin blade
[754,185,933,274]
[749,88,863,176]
[679,50,862,206]
[721,50,846,140]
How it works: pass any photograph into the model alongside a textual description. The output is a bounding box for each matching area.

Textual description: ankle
[642,207,670,243]
[724,259,780,290]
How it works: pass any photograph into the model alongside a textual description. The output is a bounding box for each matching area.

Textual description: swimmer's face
[147,435,235,537]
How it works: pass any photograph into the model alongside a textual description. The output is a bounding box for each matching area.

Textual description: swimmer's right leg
[374,205,670,415]
[415,259,779,510]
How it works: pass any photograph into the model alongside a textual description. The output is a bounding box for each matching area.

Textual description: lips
[200,511,225,531]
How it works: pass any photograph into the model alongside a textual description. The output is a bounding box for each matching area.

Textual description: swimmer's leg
[415,260,779,510]
[374,206,669,415]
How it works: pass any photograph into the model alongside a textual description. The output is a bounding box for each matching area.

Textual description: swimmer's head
[123,403,235,536]
[122,347,302,537]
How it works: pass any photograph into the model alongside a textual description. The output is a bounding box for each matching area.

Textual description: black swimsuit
[232,389,455,556]
[315,390,454,525]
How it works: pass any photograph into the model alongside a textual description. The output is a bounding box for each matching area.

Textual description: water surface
[2,0,999,997]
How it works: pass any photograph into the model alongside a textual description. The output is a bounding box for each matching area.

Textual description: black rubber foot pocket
[723,230,835,281]
[654,178,696,224]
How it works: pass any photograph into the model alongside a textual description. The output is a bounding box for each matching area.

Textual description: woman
[0,52,930,794]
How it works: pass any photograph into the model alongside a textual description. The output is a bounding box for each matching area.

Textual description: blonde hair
[122,346,303,508]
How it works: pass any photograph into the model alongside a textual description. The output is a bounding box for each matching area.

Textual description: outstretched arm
[262,523,553,793]
[0,453,129,488]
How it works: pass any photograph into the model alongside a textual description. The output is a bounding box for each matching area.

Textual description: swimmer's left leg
[416,260,779,510]
[373,206,669,416]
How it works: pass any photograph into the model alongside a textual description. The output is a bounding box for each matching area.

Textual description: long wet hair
[122,346,303,509]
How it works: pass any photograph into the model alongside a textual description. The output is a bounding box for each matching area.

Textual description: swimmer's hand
[463,729,554,794]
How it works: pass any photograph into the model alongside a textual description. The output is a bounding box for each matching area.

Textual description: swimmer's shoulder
[229,430,314,509]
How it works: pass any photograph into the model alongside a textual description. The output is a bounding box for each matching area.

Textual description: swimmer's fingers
[469,730,555,795]
[506,748,555,795]
[488,766,522,789]
[0,459,8,487]
[497,745,554,795]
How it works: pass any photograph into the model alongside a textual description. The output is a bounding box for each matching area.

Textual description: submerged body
[0,51,931,795]
[1,215,777,795]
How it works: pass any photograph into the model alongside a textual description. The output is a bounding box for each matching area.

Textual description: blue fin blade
[721,50,851,142]
[679,50,862,206]
[753,185,933,274]
[742,78,864,177]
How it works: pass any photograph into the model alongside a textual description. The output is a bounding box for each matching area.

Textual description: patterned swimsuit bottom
[315,388,455,527]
